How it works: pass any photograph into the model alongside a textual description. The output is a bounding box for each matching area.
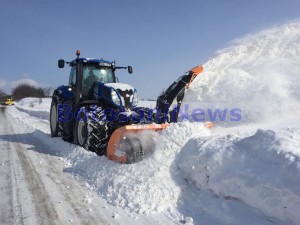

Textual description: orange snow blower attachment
[187,65,204,89]
[107,122,214,164]
[107,123,169,163]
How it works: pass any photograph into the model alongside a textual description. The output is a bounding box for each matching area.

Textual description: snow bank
[178,129,300,223]
[16,97,51,111]
[63,122,211,215]
[15,97,51,121]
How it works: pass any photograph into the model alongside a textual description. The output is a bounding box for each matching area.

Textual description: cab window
[69,66,76,86]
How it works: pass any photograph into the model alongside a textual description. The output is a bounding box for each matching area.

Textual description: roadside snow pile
[15,97,51,120]
[16,97,51,111]
[178,129,300,224]
[63,122,211,214]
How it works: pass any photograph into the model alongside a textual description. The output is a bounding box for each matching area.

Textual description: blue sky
[0,0,299,99]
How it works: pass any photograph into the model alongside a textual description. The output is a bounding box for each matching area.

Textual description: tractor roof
[71,58,113,65]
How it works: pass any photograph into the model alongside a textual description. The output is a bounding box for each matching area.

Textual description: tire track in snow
[0,106,28,225]
[0,107,15,224]
[2,107,111,225]
[0,107,60,225]
[13,142,60,224]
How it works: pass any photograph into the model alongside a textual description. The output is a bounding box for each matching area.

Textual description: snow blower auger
[50,50,212,164]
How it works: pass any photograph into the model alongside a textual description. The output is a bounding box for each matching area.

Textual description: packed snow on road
[1,21,300,225]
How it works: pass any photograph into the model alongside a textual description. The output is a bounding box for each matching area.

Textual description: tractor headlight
[111,89,121,106]
[132,90,138,107]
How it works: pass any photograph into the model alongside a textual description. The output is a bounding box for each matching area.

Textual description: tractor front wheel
[50,100,59,137]
[75,107,89,148]
[75,119,88,147]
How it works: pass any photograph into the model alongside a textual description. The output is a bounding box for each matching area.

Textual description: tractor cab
[68,59,116,98]
[58,50,134,106]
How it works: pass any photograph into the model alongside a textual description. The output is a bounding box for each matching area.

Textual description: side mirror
[128,66,133,74]
[58,59,65,68]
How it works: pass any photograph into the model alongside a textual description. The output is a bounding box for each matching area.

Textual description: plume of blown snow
[183,21,300,125]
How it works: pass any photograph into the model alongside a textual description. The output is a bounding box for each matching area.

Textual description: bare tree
[12,84,45,101]
[0,89,6,95]
[42,86,54,97]
[0,89,6,102]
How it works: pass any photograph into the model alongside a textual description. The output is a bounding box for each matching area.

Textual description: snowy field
[6,21,300,224]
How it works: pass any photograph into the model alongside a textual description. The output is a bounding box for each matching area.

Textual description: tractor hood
[105,83,138,108]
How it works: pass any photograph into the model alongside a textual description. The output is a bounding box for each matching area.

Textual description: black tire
[87,107,151,156]
[75,119,88,147]
[75,107,88,148]
[50,99,59,137]
[87,106,112,155]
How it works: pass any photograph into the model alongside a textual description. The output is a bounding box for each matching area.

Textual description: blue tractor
[49,50,146,158]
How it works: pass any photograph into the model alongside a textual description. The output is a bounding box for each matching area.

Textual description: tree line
[0,83,53,101]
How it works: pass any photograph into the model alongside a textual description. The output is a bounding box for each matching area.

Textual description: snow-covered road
[0,106,176,225]
[0,105,116,224]
[0,106,62,224]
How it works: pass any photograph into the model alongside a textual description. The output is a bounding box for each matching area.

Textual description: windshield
[83,65,114,83]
